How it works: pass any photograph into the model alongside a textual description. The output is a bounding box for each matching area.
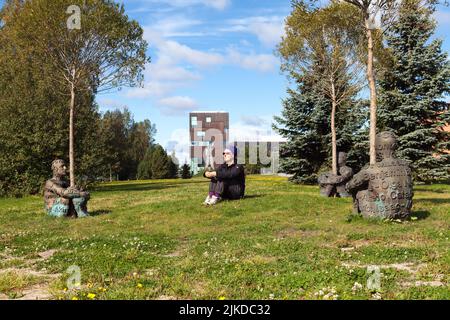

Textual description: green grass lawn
[0,176,448,300]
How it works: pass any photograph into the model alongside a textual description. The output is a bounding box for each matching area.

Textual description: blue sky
[99,0,293,163]
[1,0,449,163]
[104,0,450,163]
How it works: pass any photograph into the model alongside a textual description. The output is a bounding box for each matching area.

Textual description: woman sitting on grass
[203,146,245,205]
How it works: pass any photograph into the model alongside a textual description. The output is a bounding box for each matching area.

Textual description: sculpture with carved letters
[346,132,413,219]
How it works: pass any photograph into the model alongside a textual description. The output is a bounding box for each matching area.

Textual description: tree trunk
[331,78,338,175]
[366,20,377,165]
[69,74,76,187]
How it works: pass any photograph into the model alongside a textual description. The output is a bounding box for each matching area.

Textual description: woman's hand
[205,171,217,178]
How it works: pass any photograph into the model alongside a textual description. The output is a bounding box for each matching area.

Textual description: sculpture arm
[345,170,368,193]
[335,167,353,184]
[47,181,84,199]
[318,173,340,184]
[317,173,329,184]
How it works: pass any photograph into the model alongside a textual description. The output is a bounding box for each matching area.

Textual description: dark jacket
[205,163,246,200]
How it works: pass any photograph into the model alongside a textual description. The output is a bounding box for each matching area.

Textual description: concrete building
[189,111,229,174]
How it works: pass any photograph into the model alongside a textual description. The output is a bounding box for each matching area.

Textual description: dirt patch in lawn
[341,261,447,289]
[0,250,61,300]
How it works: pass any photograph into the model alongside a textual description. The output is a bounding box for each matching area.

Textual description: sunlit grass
[0,176,448,299]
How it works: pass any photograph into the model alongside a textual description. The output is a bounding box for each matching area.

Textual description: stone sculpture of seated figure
[345,131,413,220]
[317,152,353,197]
[44,159,90,218]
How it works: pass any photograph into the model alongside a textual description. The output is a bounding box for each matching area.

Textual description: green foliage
[0,38,103,195]
[180,164,192,179]
[378,0,450,183]
[274,1,369,183]
[167,152,180,179]
[100,108,156,181]
[274,69,368,183]
[137,145,177,180]
[0,0,152,195]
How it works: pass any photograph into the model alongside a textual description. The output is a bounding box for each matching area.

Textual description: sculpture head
[338,152,347,167]
[51,159,67,178]
[376,131,398,161]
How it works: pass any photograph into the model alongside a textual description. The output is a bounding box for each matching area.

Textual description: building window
[191,116,197,126]
[206,117,212,123]
[197,131,205,137]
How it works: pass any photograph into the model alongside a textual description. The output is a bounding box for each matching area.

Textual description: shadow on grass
[243,194,265,199]
[92,179,209,193]
[414,184,450,193]
[414,198,450,205]
[89,209,112,217]
[414,187,446,193]
[410,211,430,220]
[92,182,178,193]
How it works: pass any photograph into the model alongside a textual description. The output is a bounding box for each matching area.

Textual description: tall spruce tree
[180,163,192,179]
[167,151,180,179]
[274,71,368,183]
[378,0,450,183]
[137,145,173,180]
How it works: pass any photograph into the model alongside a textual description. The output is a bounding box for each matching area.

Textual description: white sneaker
[203,195,212,205]
[208,195,221,205]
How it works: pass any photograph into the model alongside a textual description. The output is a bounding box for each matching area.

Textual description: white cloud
[222,16,285,48]
[147,16,209,38]
[143,26,224,68]
[148,60,202,82]
[160,40,225,68]
[125,44,204,98]
[157,96,199,116]
[227,49,278,73]
[126,80,180,98]
[250,21,285,48]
